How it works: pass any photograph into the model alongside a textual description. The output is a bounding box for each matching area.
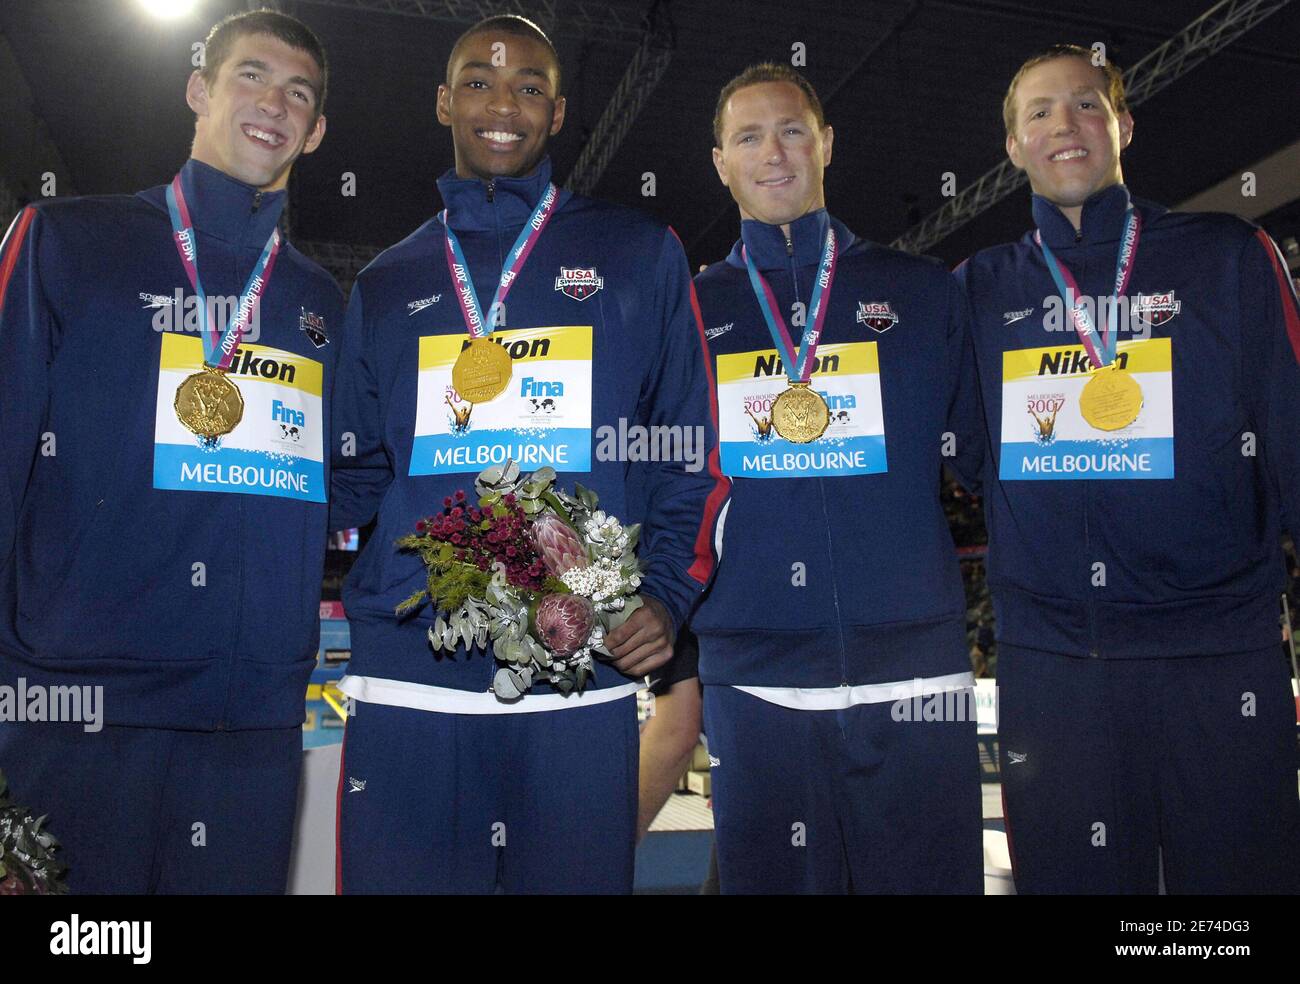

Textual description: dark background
[2,0,1298,275]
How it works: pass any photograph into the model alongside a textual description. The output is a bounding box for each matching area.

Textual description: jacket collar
[435,157,570,232]
[1032,182,1151,249]
[727,208,856,272]
[137,158,286,249]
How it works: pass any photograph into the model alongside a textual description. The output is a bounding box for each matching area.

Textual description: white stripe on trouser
[338,674,642,715]
[733,671,976,711]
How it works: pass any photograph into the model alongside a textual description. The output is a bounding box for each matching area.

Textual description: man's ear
[1006,131,1024,170]
[549,94,566,136]
[185,70,210,117]
[1117,110,1134,152]
[712,146,729,187]
[821,124,834,168]
[301,113,327,156]
[435,84,452,127]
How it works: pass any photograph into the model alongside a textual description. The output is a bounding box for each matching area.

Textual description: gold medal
[771,382,830,444]
[451,337,512,403]
[1079,364,1143,431]
[174,365,243,439]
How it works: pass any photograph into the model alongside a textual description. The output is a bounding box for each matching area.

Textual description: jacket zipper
[819,479,851,686]
[787,230,850,685]
[489,176,503,691]
[1084,481,1098,657]
[219,201,262,728]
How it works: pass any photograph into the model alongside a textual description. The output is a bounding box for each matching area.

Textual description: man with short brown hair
[958,45,1300,893]
[690,63,984,894]
[0,8,340,894]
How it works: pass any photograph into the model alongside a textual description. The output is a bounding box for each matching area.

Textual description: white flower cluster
[583,511,629,559]
[560,559,629,605]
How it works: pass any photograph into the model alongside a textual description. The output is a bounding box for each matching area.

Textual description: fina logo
[272,399,304,441]
[856,301,899,333]
[554,266,604,301]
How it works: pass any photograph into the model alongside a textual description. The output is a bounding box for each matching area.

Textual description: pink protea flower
[535,594,596,656]
[532,513,589,577]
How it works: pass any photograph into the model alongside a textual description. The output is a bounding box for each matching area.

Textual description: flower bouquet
[395,461,644,698]
[0,769,68,895]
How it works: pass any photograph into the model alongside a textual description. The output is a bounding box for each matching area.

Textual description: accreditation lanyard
[165,175,281,370]
[742,227,838,384]
[441,181,559,336]
[1034,196,1141,369]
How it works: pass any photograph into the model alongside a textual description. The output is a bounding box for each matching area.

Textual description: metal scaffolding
[891,0,1296,255]
[564,2,674,195]
[297,0,650,44]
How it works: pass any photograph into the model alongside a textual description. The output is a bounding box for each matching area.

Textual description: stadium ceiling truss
[891,0,1296,255]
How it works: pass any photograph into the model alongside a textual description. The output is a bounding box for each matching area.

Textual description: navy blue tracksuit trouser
[0,721,302,894]
[336,695,639,894]
[703,685,983,894]
[997,644,1300,894]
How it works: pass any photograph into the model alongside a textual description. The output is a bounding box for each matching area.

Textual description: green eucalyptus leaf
[605,594,644,633]
[493,668,521,700]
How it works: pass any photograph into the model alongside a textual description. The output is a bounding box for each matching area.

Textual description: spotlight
[136,0,198,19]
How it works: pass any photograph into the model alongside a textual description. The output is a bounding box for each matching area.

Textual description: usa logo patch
[554,267,604,301]
[856,301,899,333]
[299,308,328,347]
[1134,291,1180,326]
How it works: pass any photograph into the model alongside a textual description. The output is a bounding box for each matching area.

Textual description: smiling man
[329,15,725,894]
[0,10,341,894]
[957,45,1300,893]
[689,63,985,894]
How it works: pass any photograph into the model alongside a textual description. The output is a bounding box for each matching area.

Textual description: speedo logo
[457,335,551,360]
[225,347,298,383]
[752,352,840,377]
[1036,349,1129,377]
[407,294,442,315]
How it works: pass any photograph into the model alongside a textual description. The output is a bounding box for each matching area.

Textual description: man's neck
[189,145,286,193]
[453,160,540,184]
[1054,175,1124,232]
[737,208,820,242]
